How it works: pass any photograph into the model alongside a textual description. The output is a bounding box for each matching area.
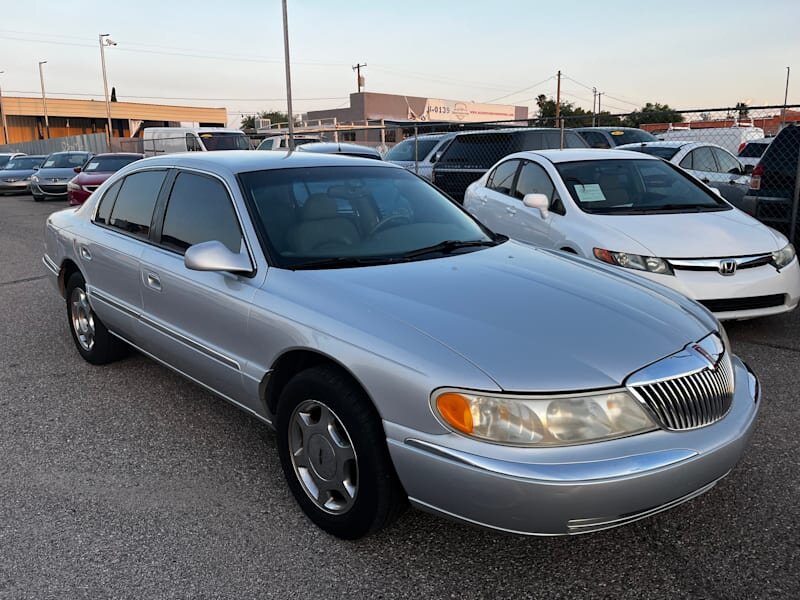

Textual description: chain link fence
[256,104,799,242]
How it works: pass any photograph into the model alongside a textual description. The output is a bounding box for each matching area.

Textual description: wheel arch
[58,258,81,297]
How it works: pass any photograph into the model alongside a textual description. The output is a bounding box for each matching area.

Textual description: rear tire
[276,365,407,539]
[65,272,127,365]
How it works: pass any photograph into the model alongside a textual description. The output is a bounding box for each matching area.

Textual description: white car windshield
[556,158,730,215]
[239,165,498,268]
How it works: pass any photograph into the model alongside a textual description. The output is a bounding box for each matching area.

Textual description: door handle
[505,207,517,215]
[145,272,162,291]
[79,246,92,261]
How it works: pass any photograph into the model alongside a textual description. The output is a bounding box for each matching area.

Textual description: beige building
[0,96,227,144]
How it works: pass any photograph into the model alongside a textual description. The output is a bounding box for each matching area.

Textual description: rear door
[138,169,265,408]
[79,169,169,341]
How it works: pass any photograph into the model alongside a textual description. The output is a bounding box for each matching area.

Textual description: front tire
[276,365,406,539]
[65,272,127,365]
[32,194,43,202]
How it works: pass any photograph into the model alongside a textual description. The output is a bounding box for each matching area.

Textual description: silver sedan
[43,151,760,538]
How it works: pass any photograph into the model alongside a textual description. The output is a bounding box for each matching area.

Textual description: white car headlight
[593,248,674,275]
[433,389,657,446]
[31,175,39,183]
[772,243,796,269]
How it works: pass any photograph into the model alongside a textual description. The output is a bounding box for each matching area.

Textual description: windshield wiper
[613,204,723,214]
[399,238,500,260]
[290,256,404,270]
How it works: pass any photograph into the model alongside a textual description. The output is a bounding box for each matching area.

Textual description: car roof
[295,142,380,155]
[91,152,144,158]
[574,126,643,132]
[502,149,659,163]
[131,150,397,174]
[452,127,565,138]
[616,141,694,149]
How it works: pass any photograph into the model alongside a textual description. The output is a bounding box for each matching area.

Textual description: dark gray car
[31,151,92,201]
[0,155,46,194]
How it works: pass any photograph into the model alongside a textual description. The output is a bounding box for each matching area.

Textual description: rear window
[106,170,168,238]
[621,145,681,160]
[440,133,515,169]
[738,142,770,158]
[384,138,440,162]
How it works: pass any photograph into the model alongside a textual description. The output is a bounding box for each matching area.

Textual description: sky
[1,0,798,127]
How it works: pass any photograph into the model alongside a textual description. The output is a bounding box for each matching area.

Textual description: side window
[711,147,742,174]
[107,170,167,238]
[582,132,610,149]
[514,161,556,202]
[690,147,717,172]
[679,151,693,169]
[93,179,123,225]
[161,172,243,254]
[186,133,203,152]
[486,160,519,195]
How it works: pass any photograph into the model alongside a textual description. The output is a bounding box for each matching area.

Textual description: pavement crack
[736,339,800,355]
[0,275,47,287]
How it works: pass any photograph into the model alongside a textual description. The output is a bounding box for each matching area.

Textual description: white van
[256,134,323,150]
[143,127,251,157]
[657,125,764,155]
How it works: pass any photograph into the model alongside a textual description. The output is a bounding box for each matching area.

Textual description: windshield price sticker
[575,184,607,202]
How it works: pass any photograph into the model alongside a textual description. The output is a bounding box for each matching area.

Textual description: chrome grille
[630,353,734,430]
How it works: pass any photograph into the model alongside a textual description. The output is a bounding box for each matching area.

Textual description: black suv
[574,127,657,148]
[741,125,800,239]
[431,128,588,202]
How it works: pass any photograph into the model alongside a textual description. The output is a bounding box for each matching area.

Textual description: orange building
[0,95,227,144]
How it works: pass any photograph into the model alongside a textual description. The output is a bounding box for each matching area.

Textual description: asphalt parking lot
[1,194,799,599]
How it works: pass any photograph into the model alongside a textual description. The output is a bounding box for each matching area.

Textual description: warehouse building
[0,96,227,144]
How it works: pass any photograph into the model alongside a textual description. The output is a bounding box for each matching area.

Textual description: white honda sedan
[464,149,800,320]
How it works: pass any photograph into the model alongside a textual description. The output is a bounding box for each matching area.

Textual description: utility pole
[782,66,791,129]
[554,70,561,127]
[99,34,117,146]
[597,92,604,125]
[353,63,367,93]
[38,60,49,139]
[592,87,597,127]
[281,0,295,150]
[0,71,8,145]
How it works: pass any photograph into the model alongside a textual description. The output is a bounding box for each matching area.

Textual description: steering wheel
[368,214,412,237]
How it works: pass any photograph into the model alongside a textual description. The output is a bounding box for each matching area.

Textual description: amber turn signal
[436,392,474,434]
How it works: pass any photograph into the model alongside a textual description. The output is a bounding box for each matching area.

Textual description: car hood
[73,172,113,185]
[595,208,785,257]
[287,242,713,392]
[36,167,80,180]
[0,169,36,178]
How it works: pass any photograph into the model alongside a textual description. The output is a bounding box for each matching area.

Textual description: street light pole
[99,34,117,146]
[38,60,49,139]
[0,71,9,145]
[781,66,791,129]
[281,0,295,150]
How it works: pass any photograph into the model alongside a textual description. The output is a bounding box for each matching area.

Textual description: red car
[67,152,143,205]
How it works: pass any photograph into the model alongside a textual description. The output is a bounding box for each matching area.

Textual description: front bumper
[31,181,68,197]
[386,356,759,535]
[635,260,800,320]
[0,180,31,193]
[68,188,91,206]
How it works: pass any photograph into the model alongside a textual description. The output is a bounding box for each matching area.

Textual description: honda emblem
[718,259,737,276]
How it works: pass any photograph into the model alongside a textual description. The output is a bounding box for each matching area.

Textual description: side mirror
[73,166,82,173]
[184,240,252,274]
[743,164,754,175]
[523,193,550,218]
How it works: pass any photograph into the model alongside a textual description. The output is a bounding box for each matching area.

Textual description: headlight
[433,389,657,446]
[23,176,31,181]
[31,175,39,183]
[771,243,795,269]
[67,181,81,191]
[594,248,673,275]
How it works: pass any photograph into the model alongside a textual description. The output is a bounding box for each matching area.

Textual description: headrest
[302,194,337,220]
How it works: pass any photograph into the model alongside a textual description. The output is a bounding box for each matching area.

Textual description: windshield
[198,132,250,151]
[83,155,141,172]
[607,129,657,145]
[239,165,495,268]
[384,138,440,162]
[556,158,729,215]
[621,145,681,160]
[42,153,89,168]
[4,156,43,170]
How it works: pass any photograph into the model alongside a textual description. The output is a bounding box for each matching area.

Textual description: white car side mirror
[523,193,550,219]
[184,240,252,274]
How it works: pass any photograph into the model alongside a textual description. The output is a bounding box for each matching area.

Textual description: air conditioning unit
[255,118,272,129]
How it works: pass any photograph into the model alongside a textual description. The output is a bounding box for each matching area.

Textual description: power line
[369,65,519,92]
[485,76,556,103]
[6,89,348,102]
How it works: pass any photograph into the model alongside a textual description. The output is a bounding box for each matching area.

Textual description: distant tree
[735,102,749,120]
[110,86,117,102]
[699,112,711,121]
[241,110,290,130]
[623,102,684,127]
